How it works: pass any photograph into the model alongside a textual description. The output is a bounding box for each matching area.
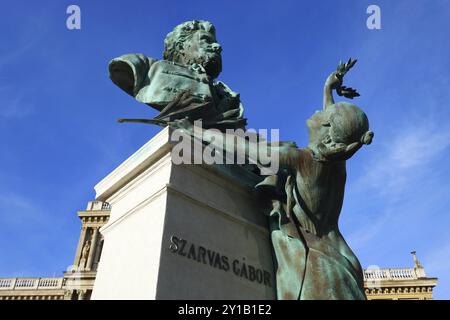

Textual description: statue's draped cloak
[108,53,246,130]
[256,148,366,300]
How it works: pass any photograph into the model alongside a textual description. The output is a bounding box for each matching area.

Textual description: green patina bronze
[255,59,374,300]
[168,58,374,300]
[110,20,374,300]
[110,20,246,131]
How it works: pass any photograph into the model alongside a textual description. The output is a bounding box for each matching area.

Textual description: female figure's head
[307,102,373,161]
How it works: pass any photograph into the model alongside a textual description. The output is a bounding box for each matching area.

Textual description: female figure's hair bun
[361,130,374,145]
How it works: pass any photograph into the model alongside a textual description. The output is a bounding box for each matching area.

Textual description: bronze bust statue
[109,20,246,131]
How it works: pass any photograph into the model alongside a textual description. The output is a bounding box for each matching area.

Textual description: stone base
[91,128,275,299]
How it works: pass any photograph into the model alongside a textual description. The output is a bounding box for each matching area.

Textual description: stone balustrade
[364,267,421,281]
[86,200,111,211]
[0,277,65,290]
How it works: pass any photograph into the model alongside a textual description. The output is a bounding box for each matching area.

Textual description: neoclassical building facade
[364,251,438,300]
[0,201,438,300]
[0,201,110,300]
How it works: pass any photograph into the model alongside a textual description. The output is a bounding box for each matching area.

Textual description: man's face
[183,30,222,79]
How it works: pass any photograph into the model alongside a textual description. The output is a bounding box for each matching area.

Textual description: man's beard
[202,53,222,79]
[175,51,223,79]
[185,52,222,79]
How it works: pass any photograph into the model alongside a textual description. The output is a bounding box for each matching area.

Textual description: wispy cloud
[0,88,35,119]
[342,113,450,298]
[344,110,450,255]
[0,192,43,226]
[423,242,450,300]
[426,243,450,275]
[0,17,46,68]
[365,121,450,199]
[0,189,73,277]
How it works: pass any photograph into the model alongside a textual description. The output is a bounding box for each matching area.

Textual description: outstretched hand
[336,58,357,79]
[325,59,360,99]
[323,58,360,109]
[335,58,360,99]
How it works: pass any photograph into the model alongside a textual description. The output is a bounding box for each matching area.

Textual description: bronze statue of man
[109,20,246,130]
[171,59,373,300]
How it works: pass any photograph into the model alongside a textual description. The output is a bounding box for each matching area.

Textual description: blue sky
[0,0,449,299]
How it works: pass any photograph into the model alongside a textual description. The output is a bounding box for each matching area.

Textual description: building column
[73,226,88,267]
[78,290,87,300]
[86,227,99,271]
[92,236,104,271]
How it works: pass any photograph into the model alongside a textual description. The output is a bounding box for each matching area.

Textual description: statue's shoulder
[279,141,298,149]
[276,141,300,157]
[108,53,158,96]
[110,53,157,69]
[280,147,315,171]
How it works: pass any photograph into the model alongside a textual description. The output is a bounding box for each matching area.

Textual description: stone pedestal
[91,127,275,299]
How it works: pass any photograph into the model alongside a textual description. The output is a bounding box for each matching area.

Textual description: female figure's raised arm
[323,58,359,110]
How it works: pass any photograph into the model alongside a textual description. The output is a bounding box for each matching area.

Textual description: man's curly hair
[163,20,216,63]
